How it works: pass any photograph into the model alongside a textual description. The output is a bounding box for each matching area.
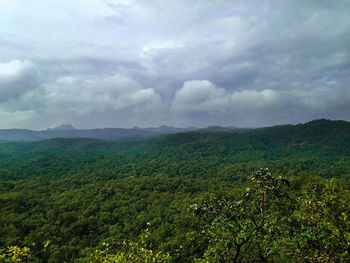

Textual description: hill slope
[1,119,348,157]
[0,119,349,180]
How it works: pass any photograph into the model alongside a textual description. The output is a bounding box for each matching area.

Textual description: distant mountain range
[1,119,349,157]
[1,120,346,142]
[0,124,246,141]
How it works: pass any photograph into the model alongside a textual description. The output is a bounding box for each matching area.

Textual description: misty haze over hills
[47,124,77,131]
[0,123,244,141]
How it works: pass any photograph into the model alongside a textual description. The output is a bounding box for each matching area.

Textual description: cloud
[0,110,38,129]
[0,0,349,128]
[172,80,279,113]
[42,73,162,119]
[0,60,42,103]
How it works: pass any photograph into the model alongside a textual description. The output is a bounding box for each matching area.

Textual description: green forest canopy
[0,119,349,262]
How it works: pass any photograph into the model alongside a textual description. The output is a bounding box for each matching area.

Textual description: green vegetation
[0,246,31,262]
[0,120,349,262]
[191,169,349,262]
[90,225,171,263]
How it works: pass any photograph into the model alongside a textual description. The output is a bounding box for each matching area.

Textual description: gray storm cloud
[0,60,41,103]
[0,0,349,129]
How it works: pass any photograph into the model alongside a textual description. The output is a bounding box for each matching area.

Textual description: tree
[293,179,350,262]
[192,168,295,262]
[191,169,350,262]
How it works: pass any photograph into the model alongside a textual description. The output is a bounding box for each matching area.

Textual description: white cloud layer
[172,80,279,113]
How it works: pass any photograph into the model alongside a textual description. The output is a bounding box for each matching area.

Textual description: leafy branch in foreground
[191,168,350,262]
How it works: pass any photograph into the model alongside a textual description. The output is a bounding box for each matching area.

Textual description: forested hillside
[0,119,349,262]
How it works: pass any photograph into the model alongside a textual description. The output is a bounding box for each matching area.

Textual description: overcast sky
[1,0,349,129]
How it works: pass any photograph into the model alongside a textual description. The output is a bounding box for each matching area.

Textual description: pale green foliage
[90,225,171,263]
[294,179,350,262]
[0,246,31,263]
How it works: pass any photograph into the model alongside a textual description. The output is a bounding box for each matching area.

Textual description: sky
[0,0,350,129]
